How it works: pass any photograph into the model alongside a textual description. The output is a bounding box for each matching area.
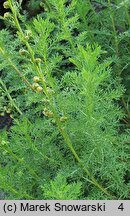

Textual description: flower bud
[36,86,43,93]
[19,49,27,56]
[43,108,48,112]
[4,12,11,19]
[33,76,40,83]
[60,116,68,122]
[40,2,44,7]
[25,30,32,37]
[25,35,29,40]
[32,83,39,90]
[42,108,49,116]
[42,108,53,118]
[3,1,10,9]
[6,109,11,114]
[35,58,42,64]
[47,111,53,118]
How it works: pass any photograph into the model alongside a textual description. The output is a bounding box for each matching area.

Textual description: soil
[0,114,13,130]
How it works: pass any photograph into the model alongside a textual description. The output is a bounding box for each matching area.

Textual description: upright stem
[1,145,40,180]
[0,47,33,90]
[123,0,130,27]
[108,0,119,56]
[0,79,22,115]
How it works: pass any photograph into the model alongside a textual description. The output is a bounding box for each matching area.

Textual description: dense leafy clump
[0,0,130,200]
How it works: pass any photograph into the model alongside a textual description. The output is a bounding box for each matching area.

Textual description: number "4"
[118,203,124,211]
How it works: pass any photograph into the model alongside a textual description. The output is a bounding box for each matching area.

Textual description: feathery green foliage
[0,0,130,200]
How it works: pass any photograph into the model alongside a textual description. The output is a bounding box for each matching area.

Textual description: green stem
[108,0,119,56]
[9,188,34,199]
[123,0,130,27]
[0,47,33,90]
[1,146,40,181]
[0,79,22,115]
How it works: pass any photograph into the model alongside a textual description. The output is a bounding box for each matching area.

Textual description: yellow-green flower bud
[47,111,53,118]
[60,116,68,122]
[35,58,42,64]
[42,108,53,118]
[36,86,43,93]
[43,108,48,112]
[25,30,32,37]
[33,76,40,83]
[42,108,49,116]
[3,1,10,9]
[4,12,11,19]
[6,108,11,114]
[32,83,39,90]
[19,49,27,56]
[25,35,29,40]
